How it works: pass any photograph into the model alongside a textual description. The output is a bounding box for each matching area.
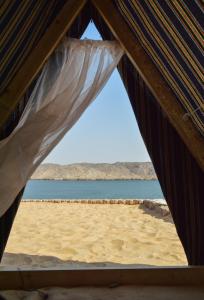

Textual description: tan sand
[2,202,187,268]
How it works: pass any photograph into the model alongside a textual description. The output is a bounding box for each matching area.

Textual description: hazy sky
[43,23,150,165]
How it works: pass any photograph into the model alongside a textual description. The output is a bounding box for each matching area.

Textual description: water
[23,180,164,200]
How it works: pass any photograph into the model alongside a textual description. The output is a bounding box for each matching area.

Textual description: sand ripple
[2,202,187,268]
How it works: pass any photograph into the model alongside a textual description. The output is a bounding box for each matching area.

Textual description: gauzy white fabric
[0,38,123,216]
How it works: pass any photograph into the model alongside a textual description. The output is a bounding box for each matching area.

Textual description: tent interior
[1,23,187,269]
[0,0,204,296]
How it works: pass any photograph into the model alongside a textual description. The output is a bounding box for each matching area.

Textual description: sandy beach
[1,201,187,268]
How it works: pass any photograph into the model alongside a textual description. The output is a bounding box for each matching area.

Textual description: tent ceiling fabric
[114,0,204,135]
[0,0,67,94]
[92,0,204,172]
[1,1,203,136]
[0,0,87,128]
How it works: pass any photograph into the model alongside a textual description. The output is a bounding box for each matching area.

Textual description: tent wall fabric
[119,56,204,265]
[0,3,90,260]
[0,189,24,259]
[92,8,204,265]
[0,38,123,217]
[0,103,28,260]
[114,0,204,135]
[0,83,36,260]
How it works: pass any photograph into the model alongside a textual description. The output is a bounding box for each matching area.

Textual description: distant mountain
[31,162,157,180]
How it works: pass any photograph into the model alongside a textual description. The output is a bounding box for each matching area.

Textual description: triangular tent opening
[1,22,188,268]
[0,1,203,267]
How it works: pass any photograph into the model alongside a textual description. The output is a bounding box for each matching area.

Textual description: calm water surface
[23,180,164,200]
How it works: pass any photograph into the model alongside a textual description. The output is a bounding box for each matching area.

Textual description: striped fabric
[115,0,204,135]
[0,0,66,94]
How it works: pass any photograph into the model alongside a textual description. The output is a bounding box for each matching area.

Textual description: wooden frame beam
[0,0,87,129]
[92,0,204,171]
[0,267,204,290]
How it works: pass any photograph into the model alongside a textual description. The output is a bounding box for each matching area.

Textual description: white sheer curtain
[0,38,123,216]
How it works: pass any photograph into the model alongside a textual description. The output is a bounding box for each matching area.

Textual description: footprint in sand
[111,239,125,250]
[60,247,78,256]
[130,237,141,243]
[118,216,127,222]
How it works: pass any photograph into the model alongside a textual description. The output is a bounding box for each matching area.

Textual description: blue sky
[43,23,150,165]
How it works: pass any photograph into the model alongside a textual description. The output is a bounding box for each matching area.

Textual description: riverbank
[2,201,187,268]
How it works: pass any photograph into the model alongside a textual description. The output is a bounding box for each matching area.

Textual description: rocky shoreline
[22,199,170,218]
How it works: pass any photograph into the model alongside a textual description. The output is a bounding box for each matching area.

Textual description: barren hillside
[31,162,157,180]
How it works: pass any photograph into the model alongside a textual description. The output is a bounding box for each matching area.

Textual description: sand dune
[2,202,187,268]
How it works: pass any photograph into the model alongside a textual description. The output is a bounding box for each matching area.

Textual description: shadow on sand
[1,252,155,269]
[138,203,173,224]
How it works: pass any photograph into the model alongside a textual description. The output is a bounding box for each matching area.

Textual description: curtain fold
[0,7,91,261]
[0,78,37,261]
[0,38,123,217]
[118,56,204,265]
[92,11,204,265]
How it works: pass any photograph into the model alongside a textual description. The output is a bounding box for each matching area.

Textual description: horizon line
[41,161,152,165]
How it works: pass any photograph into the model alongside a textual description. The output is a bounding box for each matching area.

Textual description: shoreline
[30,178,158,181]
[22,198,166,204]
[21,199,169,219]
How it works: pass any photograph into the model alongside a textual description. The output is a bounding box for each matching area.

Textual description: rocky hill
[31,162,157,180]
